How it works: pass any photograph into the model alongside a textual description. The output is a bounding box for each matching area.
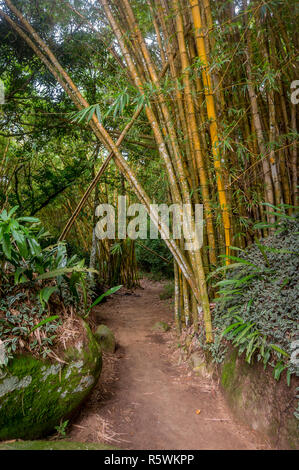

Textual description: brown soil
[69,279,271,450]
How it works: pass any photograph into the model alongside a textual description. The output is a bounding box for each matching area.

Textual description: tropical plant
[54,420,69,438]
[222,315,291,384]
[0,209,122,365]
[205,208,298,385]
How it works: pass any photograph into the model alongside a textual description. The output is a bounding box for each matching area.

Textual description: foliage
[85,284,122,315]
[0,208,109,365]
[0,290,61,364]
[159,282,174,300]
[0,325,102,441]
[136,238,173,279]
[200,207,299,385]
[54,420,69,438]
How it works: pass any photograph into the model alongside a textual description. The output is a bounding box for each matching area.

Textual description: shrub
[200,207,298,385]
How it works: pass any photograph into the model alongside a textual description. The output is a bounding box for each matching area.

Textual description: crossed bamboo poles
[1,0,215,342]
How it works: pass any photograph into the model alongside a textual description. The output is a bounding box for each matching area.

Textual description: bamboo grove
[0,0,297,342]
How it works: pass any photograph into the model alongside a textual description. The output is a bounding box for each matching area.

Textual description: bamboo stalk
[2,1,213,333]
[189,0,231,261]
[173,0,217,266]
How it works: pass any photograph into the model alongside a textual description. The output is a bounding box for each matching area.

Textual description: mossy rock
[189,352,214,379]
[0,321,102,441]
[221,349,238,390]
[0,440,117,451]
[152,321,170,332]
[94,325,116,353]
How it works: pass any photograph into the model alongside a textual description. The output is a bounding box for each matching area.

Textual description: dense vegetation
[0,207,122,365]
[200,208,298,376]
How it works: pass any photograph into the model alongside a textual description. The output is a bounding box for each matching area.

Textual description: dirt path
[69,280,270,450]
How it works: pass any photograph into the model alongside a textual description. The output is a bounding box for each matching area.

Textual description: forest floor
[69,279,271,450]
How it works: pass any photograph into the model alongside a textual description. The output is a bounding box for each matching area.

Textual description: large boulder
[0,320,101,441]
[94,325,116,353]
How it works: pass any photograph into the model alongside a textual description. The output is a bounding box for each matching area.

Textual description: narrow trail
[69,280,270,450]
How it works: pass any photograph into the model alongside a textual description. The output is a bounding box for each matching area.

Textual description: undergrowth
[0,207,120,366]
[199,205,298,392]
[159,281,174,300]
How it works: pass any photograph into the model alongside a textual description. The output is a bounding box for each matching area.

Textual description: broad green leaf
[37,266,98,280]
[7,206,19,218]
[17,216,40,223]
[14,267,28,284]
[269,344,290,358]
[221,321,242,337]
[28,238,41,256]
[87,285,123,313]
[39,286,59,305]
[29,315,59,334]
[2,233,12,259]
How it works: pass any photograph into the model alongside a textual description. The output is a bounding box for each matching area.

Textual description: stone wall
[219,348,299,449]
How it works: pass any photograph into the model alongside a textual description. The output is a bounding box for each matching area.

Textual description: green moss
[152,321,170,332]
[286,417,299,450]
[0,322,102,441]
[221,349,237,390]
[94,325,116,353]
[219,347,299,449]
[0,440,117,450]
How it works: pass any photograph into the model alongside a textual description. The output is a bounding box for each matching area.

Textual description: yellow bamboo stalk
[146,0,166,66]
[189,0,231,262]
[173,0,217,267]
[174,261,181,334]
